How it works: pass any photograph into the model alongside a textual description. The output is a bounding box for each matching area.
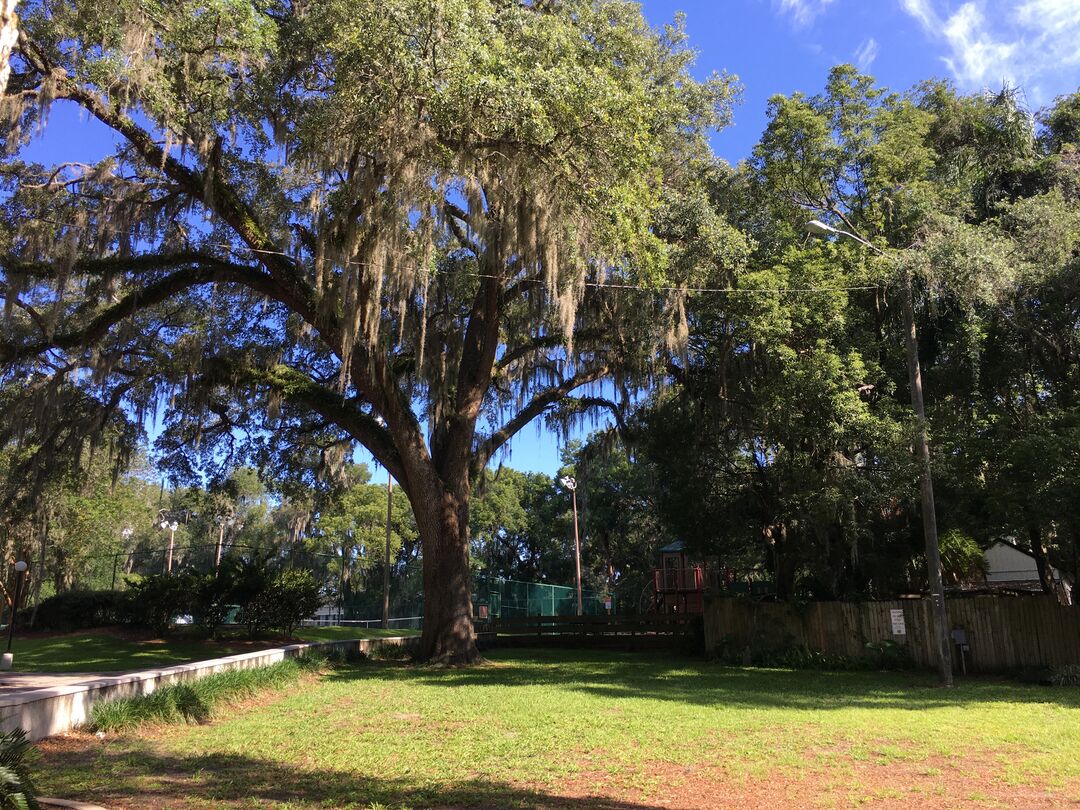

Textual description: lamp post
[112,527,133,590]
[560,476,583,616]
[375,417,394,630]
[213,515,241,572]
[805,219,953,687]
[382,471,393,630]
[2,561,28,671]
[160,519,179,574]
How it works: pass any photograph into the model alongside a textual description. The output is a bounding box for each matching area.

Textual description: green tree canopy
[1,0,735,661]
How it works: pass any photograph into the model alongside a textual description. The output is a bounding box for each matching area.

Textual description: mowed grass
[35,648,1080,809]
[12,626,418,673]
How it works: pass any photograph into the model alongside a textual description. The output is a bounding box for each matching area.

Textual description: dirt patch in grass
[546,755,1080,810]
[37,732,1080,810]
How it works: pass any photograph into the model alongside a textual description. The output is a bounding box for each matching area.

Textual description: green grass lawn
[12,626,418,673]
[35,648,1080,809]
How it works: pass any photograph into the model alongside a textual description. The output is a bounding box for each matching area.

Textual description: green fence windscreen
[472,575,610,618]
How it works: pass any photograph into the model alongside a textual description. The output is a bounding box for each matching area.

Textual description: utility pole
[560,476,583,616]
[805,220,953,686]
[216,520,226,571]
[382,473,393,630]
[901,271,954,687]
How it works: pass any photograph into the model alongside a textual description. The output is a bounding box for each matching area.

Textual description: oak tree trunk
[415,482,479,664]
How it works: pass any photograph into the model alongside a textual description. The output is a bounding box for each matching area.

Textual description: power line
[208,242,879,296]
[13,217,879,297]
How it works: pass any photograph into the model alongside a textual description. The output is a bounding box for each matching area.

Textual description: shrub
[191,573,236,639]
[22,590,134,633]
[230,559,323,638]
[118,557,324,639]
[367,642,412,662]
[0,728,39,810]
[126,571,198,636]
[228,556,276,638]
[864,639,915,669]
[713,639,913,671]
[267,569,323,638]
[939,529,988,584]
[1050,664,1080,687]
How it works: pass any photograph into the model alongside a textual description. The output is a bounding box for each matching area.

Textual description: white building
[308,602,345,626]
[984,541,1072,604]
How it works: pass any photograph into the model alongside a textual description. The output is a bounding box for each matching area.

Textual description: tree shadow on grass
[38,743,667,810]
[324,647,1080,713]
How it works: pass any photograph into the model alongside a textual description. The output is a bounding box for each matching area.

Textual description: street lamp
[2,561,29,671]
[113,527,134,590]
[805,219,953,687]
[213,515,241,572]
[375,416,393,630]
[560,476,584,616]
[160,519,179,574]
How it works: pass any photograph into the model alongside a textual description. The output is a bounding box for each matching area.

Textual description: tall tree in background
[639,70,1080,608]
[0,0,15,94]
[0,0,734,661]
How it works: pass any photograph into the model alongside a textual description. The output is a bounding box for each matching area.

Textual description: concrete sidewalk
[0,672,122,694]
[0,635,420,741]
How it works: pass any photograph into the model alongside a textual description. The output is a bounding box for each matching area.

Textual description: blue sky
[21,0,1080,477]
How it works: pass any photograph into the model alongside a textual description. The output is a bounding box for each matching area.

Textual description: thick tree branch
[16,33,321,326]
[473,363,610,477]
[0,255,276,363]
[0,280,47,335]
[561,395,629,436]
[201,358,405,483]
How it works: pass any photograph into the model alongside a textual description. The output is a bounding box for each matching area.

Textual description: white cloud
[899,0,939,29]
[1015,0,1080,33]
[941,4,1018,86]
[773,0,837,27]
[854,37,879,71]
[898,0,1080,97]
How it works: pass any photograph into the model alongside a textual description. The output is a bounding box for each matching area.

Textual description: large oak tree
[0,0,733,661]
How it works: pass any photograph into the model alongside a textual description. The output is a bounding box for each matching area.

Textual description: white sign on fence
[890,608,907,635]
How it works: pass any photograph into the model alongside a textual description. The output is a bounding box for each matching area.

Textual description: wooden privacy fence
[704,595,1080,673]
[487,614,699,650]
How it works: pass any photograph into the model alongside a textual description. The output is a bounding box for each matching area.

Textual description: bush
[0,728,39,810]
[712,639,913,671]
[121,557,323,639]
[267,569,323,638]
[864,639,915,669]
[21,589,134,633]
[1050,664,1080,687]
[191,573,235,639]
[228,556,275,638]
[230,559,323,639]
[126,571,198,636]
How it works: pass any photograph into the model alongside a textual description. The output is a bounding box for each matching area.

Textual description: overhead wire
[11,216,881,296]
[194,242,882,296]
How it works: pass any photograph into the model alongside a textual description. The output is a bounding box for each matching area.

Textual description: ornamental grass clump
[87,654,327,732]
[1050,664,1080,687]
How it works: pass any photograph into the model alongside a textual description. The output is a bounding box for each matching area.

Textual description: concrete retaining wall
[0,635,420,741]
